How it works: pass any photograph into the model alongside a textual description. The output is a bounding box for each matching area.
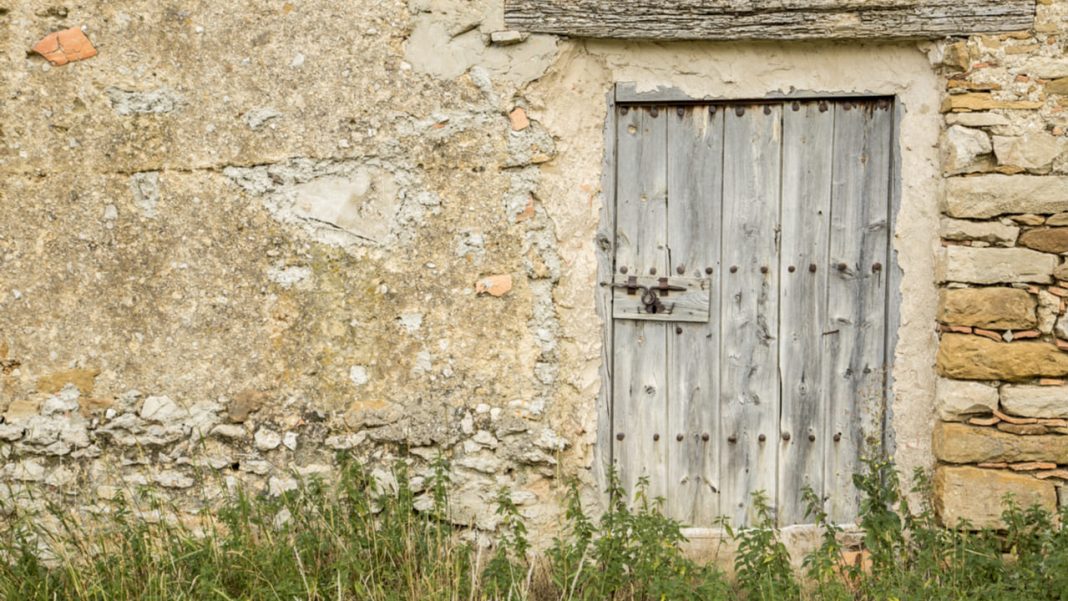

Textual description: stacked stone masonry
[936,2,1068,528]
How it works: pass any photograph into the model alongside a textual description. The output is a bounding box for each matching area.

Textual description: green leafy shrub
[4,454,1068,600]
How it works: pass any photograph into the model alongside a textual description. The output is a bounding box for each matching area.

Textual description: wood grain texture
[665,106,724,525]
[719,103,782,527]
[505,0,1034,40]
[777,101,835,526]
[823,100,892,523]
[594,92,617,503]
[608,98,894,527]
[613,106,670,501]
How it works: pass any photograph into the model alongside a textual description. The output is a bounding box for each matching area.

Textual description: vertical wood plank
[666,105,724,525]
[613,106,670,503]
[823,100,893,523]
[594,92,617,504]
[720,103,782,526]
[777,101,835,526]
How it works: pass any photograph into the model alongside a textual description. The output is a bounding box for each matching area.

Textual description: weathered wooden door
[610,98,893,527]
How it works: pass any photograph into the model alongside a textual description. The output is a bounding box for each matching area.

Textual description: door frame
[594,83,904,527]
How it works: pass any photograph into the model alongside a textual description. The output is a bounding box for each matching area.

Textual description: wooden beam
[504,0,1035,41]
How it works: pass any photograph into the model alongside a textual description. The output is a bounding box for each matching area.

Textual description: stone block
[941,93,1044,112]
[1018,227,1068,254]
[1047,77,1068,96]
[938,246,1055,284]
[993,133,1066,173]
[1020,57,1068,80]
[933,421,1068,463]
[936,334,1068,381]
[936,378,999,421]
[944,175,1068,219]
[1001,385,1068,418]
[939,218,1018,246]
[934,466,1056,529]
[938,287,1036,329]
[942,125,992,174]
[945,112,1010,128]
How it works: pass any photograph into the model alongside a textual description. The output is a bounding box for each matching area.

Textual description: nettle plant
[3,455,1068,600]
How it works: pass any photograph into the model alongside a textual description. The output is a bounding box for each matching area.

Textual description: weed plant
[2,455,1068,600]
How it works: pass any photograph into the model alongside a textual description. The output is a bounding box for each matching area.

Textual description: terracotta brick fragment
[996,166,1028,175]
[509,107,530,131]
[1013,329,1041,340]
[997,422,1050,435]
[515,196,535,222]
[1057,339,1068,351]
[476,274,513,297]
[978,462,1010,469]
[945,325,973,334]
[947,79,1002,91]
[994,408,1039,425]
[1035,469,1068,480]
[973,328,1003,342]
[1038,418,1068,427]
[1049,286,1068,297]
[1009,461,1058,471]
[1039,378,1065,385]
[32,27,97,66]
[969,416,1001,426]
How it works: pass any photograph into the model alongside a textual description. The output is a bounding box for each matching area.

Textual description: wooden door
[610,98,893,527]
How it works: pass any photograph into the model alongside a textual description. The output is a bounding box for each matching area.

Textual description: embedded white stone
[1001,385,1068,419]
[40,384,80,416]
[254,428,282,451]
[993,133,1067,172]
[154,470,194,489]
[349,365,369,386]
[139,396,186,423]
[938,246,1056,284]
[325,432,366,450]
[942,125,991,174]
[398,312,423,333]
[945,175,1068,219]
[936,378,998,421]
[282,431,298,451]
[269,477,298,496]
[939,218,1018,246]
[211,424,246,440]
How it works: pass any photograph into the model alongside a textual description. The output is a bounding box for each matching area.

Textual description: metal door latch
[603,276,686,315]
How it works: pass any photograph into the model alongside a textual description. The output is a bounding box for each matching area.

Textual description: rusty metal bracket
[602,277,684,315]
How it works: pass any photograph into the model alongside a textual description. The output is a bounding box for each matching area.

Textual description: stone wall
[934,0,1068,528]
[1,0,1067,543]
[0,0,575,538]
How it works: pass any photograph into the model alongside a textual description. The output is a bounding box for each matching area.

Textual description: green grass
[2,455,1068,600]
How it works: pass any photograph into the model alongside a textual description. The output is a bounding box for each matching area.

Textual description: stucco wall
[1,0,1066,544]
